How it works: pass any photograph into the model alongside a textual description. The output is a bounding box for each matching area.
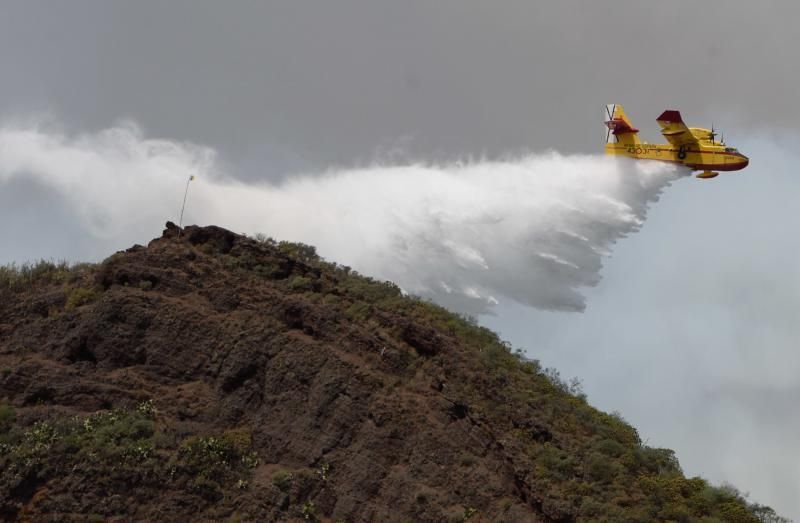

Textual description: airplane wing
[656,110,698,146]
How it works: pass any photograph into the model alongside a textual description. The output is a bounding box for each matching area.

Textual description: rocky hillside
[0,223,784,522]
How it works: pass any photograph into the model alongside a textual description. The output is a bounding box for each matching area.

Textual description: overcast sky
[1,1,798,518]
[3,1,800,174]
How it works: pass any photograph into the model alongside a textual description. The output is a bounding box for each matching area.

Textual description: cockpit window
[725,147,738,153]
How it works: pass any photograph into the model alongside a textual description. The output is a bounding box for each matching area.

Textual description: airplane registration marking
[626,146,663,155]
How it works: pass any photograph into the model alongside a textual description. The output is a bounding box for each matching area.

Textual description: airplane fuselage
[605,138,749,172]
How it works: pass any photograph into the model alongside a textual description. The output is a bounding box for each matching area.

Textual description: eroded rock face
[0,225,545,522]
[0,224,765,523]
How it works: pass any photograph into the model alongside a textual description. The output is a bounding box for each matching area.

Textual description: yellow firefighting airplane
[604,104,749,179]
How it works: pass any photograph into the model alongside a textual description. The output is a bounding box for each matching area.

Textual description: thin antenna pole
[178,174,194,236]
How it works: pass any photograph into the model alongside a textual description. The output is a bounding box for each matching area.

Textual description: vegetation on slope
[0,223,788,522]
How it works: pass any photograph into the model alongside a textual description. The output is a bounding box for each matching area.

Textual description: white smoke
[0,121,686,313]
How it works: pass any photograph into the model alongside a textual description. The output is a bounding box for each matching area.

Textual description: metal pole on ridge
[178,174,195,237]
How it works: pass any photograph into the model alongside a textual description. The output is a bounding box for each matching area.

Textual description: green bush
[272,471,294,491]
[278,241,319,263]
[0,400,160,492]
[65,286,100,310]
[585,451,624,484]
[0,404,15,434]
[0,260,82,292]
[345,301,371,321]
[340,276,402,302]
[0,401,264,511]
[253,263,285,279]
[639,446,682,475]
[253,233,277,246]
[288,275,314,292]
[174,429,259,495]
[592,438,626,458]
[300,500,317,521]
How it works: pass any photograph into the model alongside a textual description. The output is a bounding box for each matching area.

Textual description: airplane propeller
[709,124,718,144]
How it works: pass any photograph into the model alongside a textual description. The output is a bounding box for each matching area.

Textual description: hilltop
[0,223,784,522]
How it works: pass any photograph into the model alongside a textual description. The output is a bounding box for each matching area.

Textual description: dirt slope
[0,223,775,522]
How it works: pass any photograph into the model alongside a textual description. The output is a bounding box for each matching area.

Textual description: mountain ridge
[0,222,784,522]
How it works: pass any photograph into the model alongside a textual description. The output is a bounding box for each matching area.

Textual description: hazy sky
[1,1,798,518]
